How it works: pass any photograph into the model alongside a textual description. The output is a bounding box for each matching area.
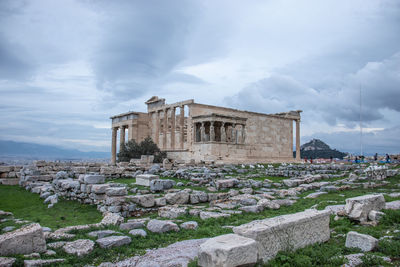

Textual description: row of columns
[152,105,186,150]
[196,121,245,144]
[111,125,131,164]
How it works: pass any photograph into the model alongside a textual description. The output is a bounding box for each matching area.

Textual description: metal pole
[360,85,363,157]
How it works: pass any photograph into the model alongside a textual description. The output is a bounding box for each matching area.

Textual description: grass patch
[0,185,102,229]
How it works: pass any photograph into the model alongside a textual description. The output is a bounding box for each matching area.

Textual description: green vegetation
[118,137,166,163]
[1,168,399,266]
[0,185,102,229]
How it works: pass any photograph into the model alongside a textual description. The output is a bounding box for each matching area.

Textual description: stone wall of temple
[110,97,301,164]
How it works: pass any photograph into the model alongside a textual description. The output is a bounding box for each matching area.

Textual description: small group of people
[354,155,365,163]
[373,153,391,163]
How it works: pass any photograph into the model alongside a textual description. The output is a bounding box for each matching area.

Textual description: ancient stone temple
[110,96,301,164]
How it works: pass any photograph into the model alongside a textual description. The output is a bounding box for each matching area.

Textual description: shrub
[117,137,166,163]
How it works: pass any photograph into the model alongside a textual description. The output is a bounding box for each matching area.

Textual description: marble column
[210,121,215,141]
[241,125,246,144]
[128,124,134,141]
[200,122,206,142]
[163,108,168,149]
[154,111,160,145]
[220,123,226,142]
[111,127,118,164]
[180,106,185,149]
[296,119,301,160]
[120,125,126,151]
[232,124,237,143]
[171,107,176,149]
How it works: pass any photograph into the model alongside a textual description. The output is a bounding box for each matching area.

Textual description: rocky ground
[0,162,399,266]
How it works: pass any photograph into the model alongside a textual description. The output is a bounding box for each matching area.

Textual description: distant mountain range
[294,139,347,159]
[0,140,109,160]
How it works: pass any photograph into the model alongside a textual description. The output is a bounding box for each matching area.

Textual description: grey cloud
[226,52,400,126]
[92,1,200,101]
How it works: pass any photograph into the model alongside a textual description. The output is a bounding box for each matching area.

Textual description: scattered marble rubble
[1,161,400,266]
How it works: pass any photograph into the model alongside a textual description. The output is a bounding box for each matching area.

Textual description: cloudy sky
[0,0,399,155]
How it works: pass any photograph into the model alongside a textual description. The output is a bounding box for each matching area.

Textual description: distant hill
[294,139,347,159]
[0,140,109,160]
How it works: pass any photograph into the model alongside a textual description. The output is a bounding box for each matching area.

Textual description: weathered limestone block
[345,231,378,252]
[126,194,155,208]
[96,236,131,248]
[0,223,46,256]
[190,191,208,204]
[105,187,127,196]
[233,209,330,262]
[91,184,110,194]
[215,179,238,189]
[147,219,179,233]
[136,174,159,186]
[199,212,230,220]
[198,234,258,267]
[101,212,124,226]
[24,259,65,267]
[100,167,114,175]
[385,200,400,210]
[120,222,145,231]
[165,191,190,205]
[158,206,188,219]
[105,196,126,206]
[63,239,94,256]
[155,197,167,207]
[0,257,15,267]
[368,210,385,221]
[0,179,19,185]
[150,179,175,191]
[181,221,198,230]
[129,229,147,237]
[58,179,80,190]
[88,230,119,239]
[345,194,385,222]
[0,166,13,172]
[72,166,87,174]
[84,174,105,184]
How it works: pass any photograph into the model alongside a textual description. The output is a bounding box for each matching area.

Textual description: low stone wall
[233,209,330,262]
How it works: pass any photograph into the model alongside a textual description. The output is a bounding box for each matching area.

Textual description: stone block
[129,229,147,237]
[105,187,127,196]
[63,239,94,256]
[24,259,65,267]
[198,234,258,267]
[100,212,124,226]
[96,236,131,248]
[0,257,15,267]
[84,174,105,184]
[158,206,187,219]
[345,231,378,252]
[215,179,238,189]
[120,222,145,231]
[150,179,175,191]
[91,184,110,194]
[147,219,179,233]
[0,223,46,256]
[385,200,400,210]
[126,194,155,208]
[200,212,230,220]
[136,174,159,186]
[165,191,190,205]
[0,179,19,185]
[345,194,385,222]
[233,209,330,262]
